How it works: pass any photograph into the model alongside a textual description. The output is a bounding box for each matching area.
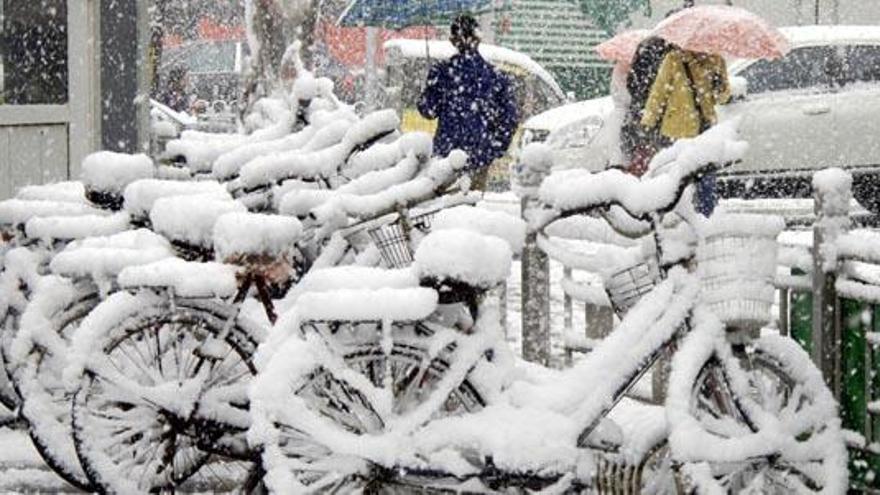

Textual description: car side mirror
[729,76,748,101]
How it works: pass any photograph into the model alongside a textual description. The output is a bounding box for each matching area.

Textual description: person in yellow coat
[640,47,731,215]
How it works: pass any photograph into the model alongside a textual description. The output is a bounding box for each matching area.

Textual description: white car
[521,25,880,213]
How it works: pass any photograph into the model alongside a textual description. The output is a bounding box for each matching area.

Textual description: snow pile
[432,206,526,253]
[414,230,512,288]
[813,168,853,273]
[342,132,432,179]
[213,212,303,261]
[123,179,231,219]
[544,215,639,248]
[296,266,418,294]
[414,403,580,476]
[309,150,468,225]
[212,107,359,181]
[24,212,130,242]
[278,153,421,217]
[49,229,174,280]
[0,200,104,227]
[118,258,239,298]
[212,125,318,181]
[166,112,295,173]
[837,229,880,265]
[538,120,747,216]
[294,287,438,322]
[238,109,399,189]
[80,151,154,194]
[150,195,246,247]
[292,70,318,100]
[697,214,783,326]
[16,181,86,203]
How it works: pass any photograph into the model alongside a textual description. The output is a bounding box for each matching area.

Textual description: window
[1,0,68,105]
[838,45,880,86]
[738,46,834,95]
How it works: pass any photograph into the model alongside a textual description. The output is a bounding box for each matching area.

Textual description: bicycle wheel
[69,290,261,493]
[12,276,99,490]
[667,320,847,494]
[251,321,487,493]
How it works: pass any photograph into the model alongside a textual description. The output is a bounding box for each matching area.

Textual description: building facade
[0,0,150,199]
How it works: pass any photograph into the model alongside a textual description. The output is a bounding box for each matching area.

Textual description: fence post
[516,145,552,365]
[811,169,852,398]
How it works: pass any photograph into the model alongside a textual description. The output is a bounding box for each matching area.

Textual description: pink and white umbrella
[653,5,789,59]
[595,29,650,65]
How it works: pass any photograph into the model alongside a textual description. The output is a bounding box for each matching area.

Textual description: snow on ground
[0,428,80,493]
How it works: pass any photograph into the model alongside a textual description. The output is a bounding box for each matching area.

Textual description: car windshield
[737,46,834,95]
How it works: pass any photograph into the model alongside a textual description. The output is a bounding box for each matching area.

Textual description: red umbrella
[595,29,649,65]
[653,5,789,59]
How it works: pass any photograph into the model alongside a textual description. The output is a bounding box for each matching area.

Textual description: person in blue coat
[418,15,518,190]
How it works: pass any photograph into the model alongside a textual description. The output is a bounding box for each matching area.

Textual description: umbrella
[653,5,789,59]
[338,0,505,29]
[595,29,649,65]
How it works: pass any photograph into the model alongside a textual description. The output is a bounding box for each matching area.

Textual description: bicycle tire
[69,289,261,493]
[667,319,847,494]
[12,276,99,491]
[251,322,487,493]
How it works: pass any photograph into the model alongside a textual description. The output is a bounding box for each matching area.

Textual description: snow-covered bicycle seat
[0,199,104,231]
[213,212,303,264]
[49,229,174,281]
[149,194,245,259]
[122,179,231,223]
[80,151,154,210]
[117,257,239,299]
[414,229,512,297]
[24,212,130,245]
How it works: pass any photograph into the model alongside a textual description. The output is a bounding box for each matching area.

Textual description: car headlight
[547,117,604,149]
[521,128,550,148]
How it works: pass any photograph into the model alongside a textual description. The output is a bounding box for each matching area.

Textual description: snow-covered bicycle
[249,121,847,493]
[61,150,475,493]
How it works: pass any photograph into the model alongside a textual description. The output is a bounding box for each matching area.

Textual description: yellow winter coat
[640,50,731,140]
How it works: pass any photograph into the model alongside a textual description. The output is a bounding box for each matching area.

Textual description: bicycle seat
[214,212,303,266]
[413,229,512,297]
[117,258,239,299]
[81,151,154,211]
[149,195,245,259]
[25,212,130,245]
[123,179,231,223]
[49,229,174,281]
[295,286,437,323]
[0,199,103,231]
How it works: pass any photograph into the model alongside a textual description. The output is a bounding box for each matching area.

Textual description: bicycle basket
[367,210,436,269]
[698,234,778,328]
[605,257,660,317]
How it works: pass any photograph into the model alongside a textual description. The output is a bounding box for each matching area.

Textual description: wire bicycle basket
[605,256,661,317]
[367,209,436,269]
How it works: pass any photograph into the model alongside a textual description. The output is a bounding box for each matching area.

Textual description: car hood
[524,96,614,132]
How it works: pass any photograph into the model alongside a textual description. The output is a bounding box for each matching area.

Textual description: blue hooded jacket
[418,50,518,170]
